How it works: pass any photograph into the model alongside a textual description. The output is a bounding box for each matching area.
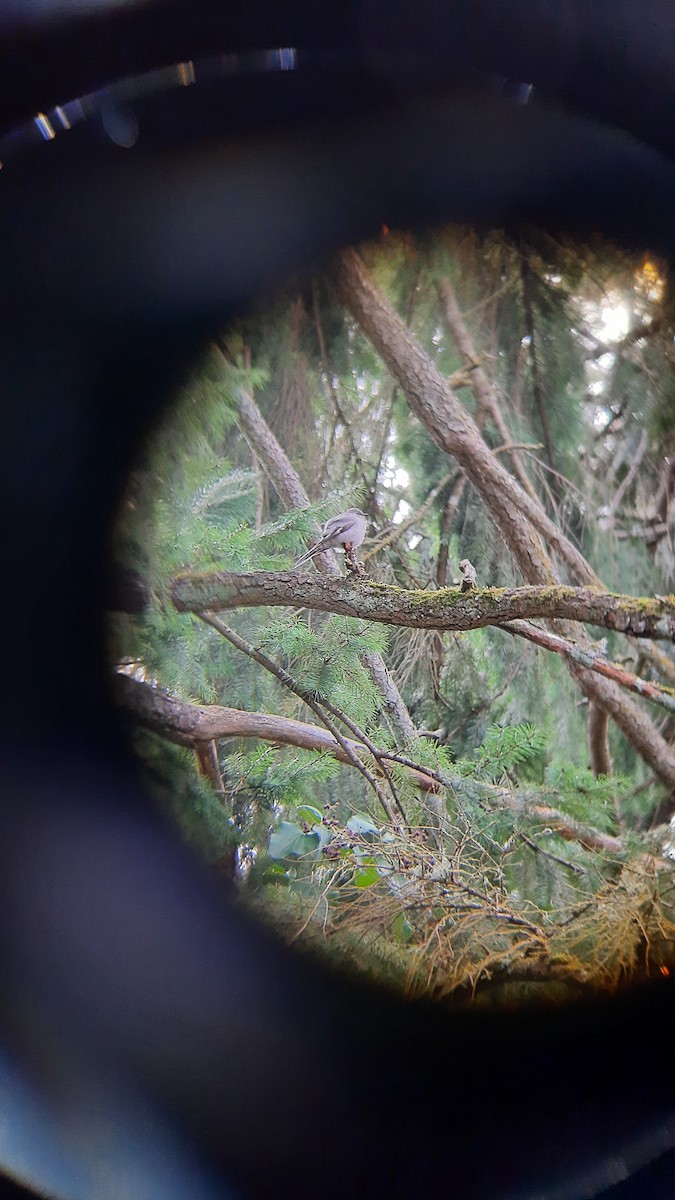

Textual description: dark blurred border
[1,5,675,1200]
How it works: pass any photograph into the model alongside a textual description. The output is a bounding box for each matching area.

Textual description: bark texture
[587,701,613,777]
[335,247,600,588]
[115,675,624,855]
[171,570,675,641]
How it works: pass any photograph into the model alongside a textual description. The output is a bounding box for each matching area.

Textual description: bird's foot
[345,550,367,577]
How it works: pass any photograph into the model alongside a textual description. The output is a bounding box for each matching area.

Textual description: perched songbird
[295,508,369,568]
[459,558,477,592]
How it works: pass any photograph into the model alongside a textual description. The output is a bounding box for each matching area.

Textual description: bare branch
[195,612,401,824]
[333,248,675,789]
[502,620,675,714]
[438,276,541,503]
[336,247,600,587]
[604,428,649,526]
[362,470,455,561]
[221,352,416,744]
[114,674,626,856]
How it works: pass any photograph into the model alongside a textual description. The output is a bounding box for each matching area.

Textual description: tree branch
[502,620,675,714]
[335,246,600,587]
[332,248,675,791]
[437,275,540,503]
[195,612,402,824]
[113,673,433,792]
[170,570,675,643]
[362,470,455,561]
[114,674,626,855]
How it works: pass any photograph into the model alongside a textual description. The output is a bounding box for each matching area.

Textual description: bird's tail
[294,544,319,568]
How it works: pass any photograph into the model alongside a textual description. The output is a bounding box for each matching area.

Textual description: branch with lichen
[170,570,675,643]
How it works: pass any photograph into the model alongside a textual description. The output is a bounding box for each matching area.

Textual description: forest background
[111,226,675,1003]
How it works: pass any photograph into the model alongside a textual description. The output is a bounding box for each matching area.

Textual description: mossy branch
[170,570,675,642]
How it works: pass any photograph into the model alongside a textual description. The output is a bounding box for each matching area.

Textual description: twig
[438,274,541,502]
[217,347,417,745]
[517,832,585,876]
[196,611,403,825]
[502,619,675,715]
[362,470,455,561]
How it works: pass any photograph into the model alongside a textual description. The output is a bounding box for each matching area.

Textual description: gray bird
[295,507,369,568]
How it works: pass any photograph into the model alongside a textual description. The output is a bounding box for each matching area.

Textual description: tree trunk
[335,247,599,587]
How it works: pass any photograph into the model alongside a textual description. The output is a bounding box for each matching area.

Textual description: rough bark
[587,702,613,777]
[195,740,226,799]
[114,671,418,772]
[335,247,600,588]
[578,667,675,790]
[504,620,675,716]
[171,570,675,642]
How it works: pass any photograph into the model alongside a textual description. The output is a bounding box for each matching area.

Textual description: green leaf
[268,820,320,860]
[346,814,380,839]
[392,913,414,943]
[295,804,324,826]
[352,866,380,888]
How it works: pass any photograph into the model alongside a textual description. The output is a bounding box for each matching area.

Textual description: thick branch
[333,247,675,790]
[115,674,625,855]
[335,247,600,588]
[228,374,337,577]
[170,570,675,642]
[196,612,400,823]
[113,674,431,791]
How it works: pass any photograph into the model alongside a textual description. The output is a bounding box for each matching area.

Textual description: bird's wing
[295,513,360,566]
[322,513,356,541]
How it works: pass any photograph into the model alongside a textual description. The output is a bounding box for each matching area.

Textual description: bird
[459,558,477,592]
[294,508,369,568]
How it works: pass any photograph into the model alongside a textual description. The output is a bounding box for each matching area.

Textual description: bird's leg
[344,544,367,576]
